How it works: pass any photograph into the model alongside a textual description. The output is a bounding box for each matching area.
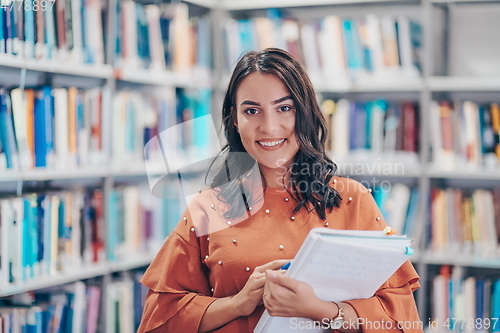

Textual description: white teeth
[258,139,285,147]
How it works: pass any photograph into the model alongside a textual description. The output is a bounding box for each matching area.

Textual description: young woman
[137,48,422,333]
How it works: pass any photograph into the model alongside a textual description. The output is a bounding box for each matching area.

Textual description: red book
[402,102,418,152]
[439,101,454,152]
[92,190,104,262]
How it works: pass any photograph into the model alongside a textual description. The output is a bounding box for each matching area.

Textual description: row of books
[321,99,419,157]
[0,272,147,333]
[430,101,500,171]
[0,87,110,170]
[0,183,184,288]
[431,265,500,333]
[114,2,211,75]
[371,183,420,238]
[0,0,104,65]
[224,11,423,87]
[428,188,500,257]
[115,87,213,172]
[107,184,183,262]
[0,86,213,172]
[106,272,148,333]
[0,189,104,286]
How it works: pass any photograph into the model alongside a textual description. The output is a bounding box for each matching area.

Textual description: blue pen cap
[280,262,291,270]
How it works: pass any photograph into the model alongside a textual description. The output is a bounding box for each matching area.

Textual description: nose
[258,110,280,134]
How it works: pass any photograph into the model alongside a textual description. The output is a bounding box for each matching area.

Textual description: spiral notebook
[254,228,413,333]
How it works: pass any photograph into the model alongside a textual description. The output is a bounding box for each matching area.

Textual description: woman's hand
[263,271,325,320]
[232,259,290,317]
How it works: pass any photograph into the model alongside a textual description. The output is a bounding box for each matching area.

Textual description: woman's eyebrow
[240,95,293,106]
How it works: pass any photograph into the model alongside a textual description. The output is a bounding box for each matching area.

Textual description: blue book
[106,190,118,261]
[44,7,56,59]
[4,4,11,54]
[34,308,44,333]
[0,91,13,168]
[133,279,143,330]
[159,13,171,67]
[21,199,31,281]
[126,101,136,155]
[0,7,5,53]
[492,279,500,332]
[176,89,190,151]
[409,21,422,72]
[58,199,65,241]
[365,101,373,149]
[4,93,18,168]
[341,19,363,72]
[479,105,495,154]
[41,195,50,274]
[76,92,84,164]
[348,101,356,150]
[354,103,367,149]
[64,293,74,333]
[193,89,212,153]
[114,0,122,63]
[34,90,48,167]
[476,279,485,321]
[403,188,420,237]
[136,4,151,68]
[80,5,87,63]
[24,0,35,57]
[448,278,454,321]
[238,19,255,54]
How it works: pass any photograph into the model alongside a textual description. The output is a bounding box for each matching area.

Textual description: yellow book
[462,198,472,244]
[68,88,78,160]
[491,103,500,159]
[470,193,481,247]
[25,89,35,168]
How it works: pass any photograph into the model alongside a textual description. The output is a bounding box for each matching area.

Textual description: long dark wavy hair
[209,48,342,220]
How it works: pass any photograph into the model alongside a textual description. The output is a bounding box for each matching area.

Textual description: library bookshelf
[1,0,500,332]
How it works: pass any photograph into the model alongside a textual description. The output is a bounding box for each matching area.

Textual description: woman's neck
[258,164,290,189]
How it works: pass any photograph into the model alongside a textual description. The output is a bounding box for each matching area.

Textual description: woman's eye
[279,105,291,112]
[244,108,259,115]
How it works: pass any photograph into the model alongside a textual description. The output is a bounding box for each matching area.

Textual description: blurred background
[0,0,500,331]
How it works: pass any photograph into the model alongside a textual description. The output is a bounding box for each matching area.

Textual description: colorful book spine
[321,98,419,158]
[430,101,500,171]
[428,187,500,256]
[224,13,423,84]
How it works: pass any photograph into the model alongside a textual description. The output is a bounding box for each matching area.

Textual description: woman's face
[234,72,300,171]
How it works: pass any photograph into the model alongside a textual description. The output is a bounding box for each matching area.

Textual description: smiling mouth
[257,139,286,147]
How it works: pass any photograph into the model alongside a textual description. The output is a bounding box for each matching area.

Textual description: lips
[257,138,286,147]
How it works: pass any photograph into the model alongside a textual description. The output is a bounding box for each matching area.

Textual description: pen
[280,262,291,270]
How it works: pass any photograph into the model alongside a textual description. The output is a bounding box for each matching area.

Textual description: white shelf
[428,76,500,91]
[221,0,404,10]
[317,79,424,93]
[0,252,155,297]
[0,54,112,79]
[0,165,197,182]
[0,169,108,182]
[427,169,500,180]
[329,151,422,178]
[420,251,500,269]
[116,67,213,88]
[220,75,424,93]
[184,0,218,7]
[431,0,500,3]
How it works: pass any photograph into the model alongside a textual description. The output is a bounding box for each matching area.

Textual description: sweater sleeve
[341,183,423,333]
[137,208,217,333]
